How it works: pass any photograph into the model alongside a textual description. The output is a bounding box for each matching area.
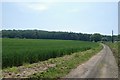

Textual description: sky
[1,0,119,35]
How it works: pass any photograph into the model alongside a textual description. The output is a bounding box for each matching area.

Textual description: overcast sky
[1,0,118,35]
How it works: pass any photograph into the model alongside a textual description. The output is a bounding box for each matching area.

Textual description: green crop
[2,38,99,68]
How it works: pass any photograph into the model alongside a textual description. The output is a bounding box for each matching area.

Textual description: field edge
[29,43,103,78]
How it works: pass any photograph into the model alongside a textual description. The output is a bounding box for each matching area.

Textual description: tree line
[1,30,119,42]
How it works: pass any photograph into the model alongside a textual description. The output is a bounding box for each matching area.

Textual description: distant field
[2,38,99,68]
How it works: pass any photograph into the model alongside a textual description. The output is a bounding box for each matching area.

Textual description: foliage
[118,35,120,41]
[90,33,102,42]
[2,30,92,41]
[3,30,118,42]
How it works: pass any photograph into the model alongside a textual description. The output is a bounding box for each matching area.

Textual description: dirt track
[65,44,118,78]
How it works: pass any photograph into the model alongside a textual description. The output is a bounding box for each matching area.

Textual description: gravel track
[65,44,118,78]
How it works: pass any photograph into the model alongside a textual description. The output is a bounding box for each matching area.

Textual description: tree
[90,33,102,42]
[118,35,120,41]
[101,37,108,42]
[2,30,106,42]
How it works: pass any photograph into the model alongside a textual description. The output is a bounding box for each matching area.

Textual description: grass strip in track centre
[30,43,102,79]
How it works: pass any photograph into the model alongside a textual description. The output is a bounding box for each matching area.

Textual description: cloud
[25,3,49,11]
[17,2,56,12]
[69,9,79,13]
[68,8,80,13]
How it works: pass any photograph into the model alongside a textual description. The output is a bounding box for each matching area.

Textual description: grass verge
[30,43,102,79]
[105,42,119,64]
[105,42,120,79]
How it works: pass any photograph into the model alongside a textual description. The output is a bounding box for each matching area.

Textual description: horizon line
[1,29,118,36]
